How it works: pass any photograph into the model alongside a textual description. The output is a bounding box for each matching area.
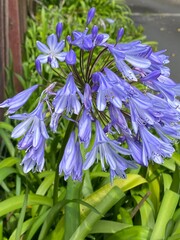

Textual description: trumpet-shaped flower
[10,102,49,145]
[83,121,136,179]
[59,132,83,180]
[21,136,46,173]
[9,102,49,172]
[0,85,38,114]
[93,72,126,111]
[78,109,92,148]
[52,73,81,115]
[139,125,174,166]
[141,71,180,102]
[108,41,151,81]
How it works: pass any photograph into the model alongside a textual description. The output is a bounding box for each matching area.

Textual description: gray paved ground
[126,0,180,82]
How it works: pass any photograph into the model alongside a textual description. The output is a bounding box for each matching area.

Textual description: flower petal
[125,55,151,68]
[47,34,57,50]
[36,41,50,54]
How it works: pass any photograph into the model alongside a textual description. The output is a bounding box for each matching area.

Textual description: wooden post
[8,0,23,93]
[0,0,28,119]
[0,0,8,119]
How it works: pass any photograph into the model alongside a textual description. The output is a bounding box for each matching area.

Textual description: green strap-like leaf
[106,226,152,240]
[0,129,15,156]
[25,211,50,240]
[0,157,20,169]
[80,174,146,218]
[0,121,13,131]
[150,190,179,240]
[0,167,17,184]
[16,187,29,240]
[31,172,55,217]
[90,220,131,234]
[0,194,52,217]
[9,218,34,240]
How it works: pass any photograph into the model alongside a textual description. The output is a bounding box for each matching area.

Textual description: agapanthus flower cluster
[1,8,180,181]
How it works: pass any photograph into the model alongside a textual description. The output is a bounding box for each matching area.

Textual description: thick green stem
[69,186,125,240]
[64,178,82,240]
[53,120,75,205]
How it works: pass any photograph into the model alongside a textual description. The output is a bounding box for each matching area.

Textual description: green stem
[80,49,85,81]
[88,47,107,80]
[86,49,93,81]
[64,178,82,240]
[69,186,125,240]
[53,119,75,205]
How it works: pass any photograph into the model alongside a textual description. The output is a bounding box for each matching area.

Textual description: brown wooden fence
[0,0,32,119]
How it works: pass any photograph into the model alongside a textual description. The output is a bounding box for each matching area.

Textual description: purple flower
[154,122,180,143]
[78,109,92,148]
[84,83,92,111]
[65,49,76,65]
[91,25,98,39]
[139,125,174,166]
[109,104,130,134]
[70,27,109,51]
[126,136,143,165]
[56,22,63,39]
[93,72,126,111]
[83,121,135,179]
[116,28,124,43]
[141,71,180,102]
[36,34,66,68]
[59,132,83,181]
[128,89,156,133]
[0,85,39,114]
[10,103,49,145]
[86,7,96,25]
[146,93,180,125]
[35,59,42,75]
[9,102,49,173]
[144,50,170,76]
[52,73,81,115]
[108,104,143,165]
[21,136,46,173]
[108,41,151,81]
[50,112,61,132]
